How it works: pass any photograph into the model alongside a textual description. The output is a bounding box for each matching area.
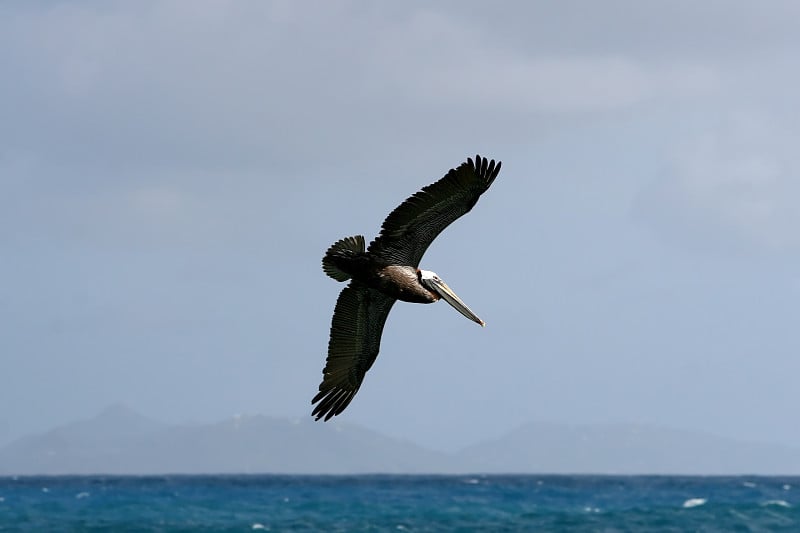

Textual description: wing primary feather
[312,284,396,421]
[366,154,501,265]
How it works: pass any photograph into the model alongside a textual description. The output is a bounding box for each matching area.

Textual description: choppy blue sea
[0,475,798,531]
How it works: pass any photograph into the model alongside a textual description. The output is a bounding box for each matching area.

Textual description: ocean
[0,474,797,531]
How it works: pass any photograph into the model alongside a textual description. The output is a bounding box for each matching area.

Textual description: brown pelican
[312,155,501,421]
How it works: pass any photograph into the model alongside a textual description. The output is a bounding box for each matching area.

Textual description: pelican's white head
[419,269,439,282]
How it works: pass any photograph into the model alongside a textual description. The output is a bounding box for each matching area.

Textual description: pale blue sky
[2,1,799,452]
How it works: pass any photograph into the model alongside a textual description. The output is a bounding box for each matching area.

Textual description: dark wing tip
[311,387,357,421]
[470,154,501,189]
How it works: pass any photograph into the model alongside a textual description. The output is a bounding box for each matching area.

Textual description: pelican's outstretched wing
[367,155,501,266]
[312,282,396,421]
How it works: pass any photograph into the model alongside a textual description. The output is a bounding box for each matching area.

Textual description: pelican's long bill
[421,272,486,327]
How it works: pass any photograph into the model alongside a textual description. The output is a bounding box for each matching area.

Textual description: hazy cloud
[1,1,722,177]
[636,113,800,254]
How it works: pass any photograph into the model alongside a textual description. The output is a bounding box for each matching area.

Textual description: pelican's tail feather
[322,235,365,281]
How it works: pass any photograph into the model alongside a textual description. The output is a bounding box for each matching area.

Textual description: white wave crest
[682,498,707,508]
[762,500,791,508]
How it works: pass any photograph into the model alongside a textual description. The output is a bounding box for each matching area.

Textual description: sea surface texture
[0,475,798,531]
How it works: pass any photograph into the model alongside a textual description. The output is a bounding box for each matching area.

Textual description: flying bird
[312,155,502,421]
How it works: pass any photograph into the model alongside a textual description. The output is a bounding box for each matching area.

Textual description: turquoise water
[1,475,798,531]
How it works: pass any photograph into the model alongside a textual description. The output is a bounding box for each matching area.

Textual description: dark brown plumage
[312,155,501,421]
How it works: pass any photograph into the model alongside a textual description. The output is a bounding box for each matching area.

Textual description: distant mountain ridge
[2,406,800,475]
[0,406,458,475]
[456,421,800,475]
